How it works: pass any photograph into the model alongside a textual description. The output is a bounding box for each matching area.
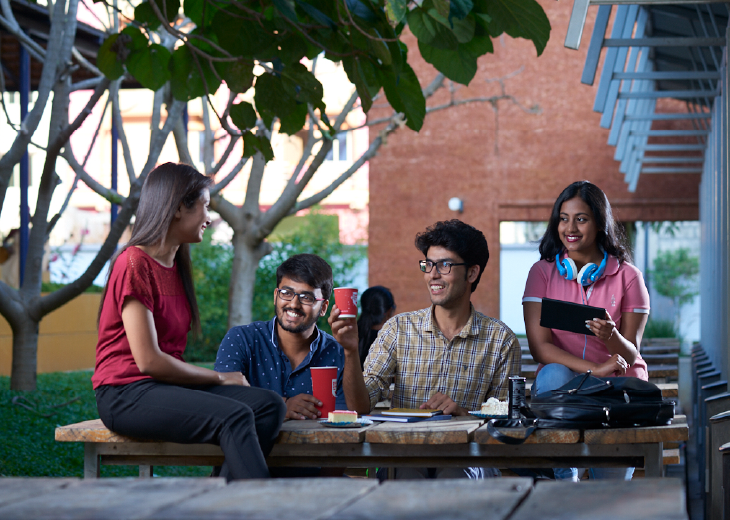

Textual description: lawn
[0,370,210,478]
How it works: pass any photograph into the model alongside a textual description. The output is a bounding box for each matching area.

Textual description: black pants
[95,380,286,480]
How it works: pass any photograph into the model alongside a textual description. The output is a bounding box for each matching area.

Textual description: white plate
[468,412,508,420]
[318,418,374,428]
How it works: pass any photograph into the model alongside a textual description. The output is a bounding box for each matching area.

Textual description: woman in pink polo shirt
[523,180,650,481]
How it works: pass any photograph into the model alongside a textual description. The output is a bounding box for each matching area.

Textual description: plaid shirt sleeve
[363,320,399,410]
[487,330,522,401]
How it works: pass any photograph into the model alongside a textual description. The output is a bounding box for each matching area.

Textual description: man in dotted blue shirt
[215,253,366,420]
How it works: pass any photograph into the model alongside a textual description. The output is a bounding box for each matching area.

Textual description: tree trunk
[10,318,39,391]
[228,231,272,327]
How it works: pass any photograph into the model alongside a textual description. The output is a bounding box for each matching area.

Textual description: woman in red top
[94,163,285,480]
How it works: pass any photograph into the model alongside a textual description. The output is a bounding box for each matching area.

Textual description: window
[325,132,349,162]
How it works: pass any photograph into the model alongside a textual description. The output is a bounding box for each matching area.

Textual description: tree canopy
[97,0,550,151]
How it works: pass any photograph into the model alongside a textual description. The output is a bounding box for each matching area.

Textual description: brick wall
[368,1,700,320]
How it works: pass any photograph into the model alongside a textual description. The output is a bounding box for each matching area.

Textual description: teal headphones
[556,250,608,287]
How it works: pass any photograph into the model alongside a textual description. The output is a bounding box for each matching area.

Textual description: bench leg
[139,465,153,478]
[84,443,100,479]
[644,442,663,478]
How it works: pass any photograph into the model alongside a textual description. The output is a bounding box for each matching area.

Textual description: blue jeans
[533,364,635,481]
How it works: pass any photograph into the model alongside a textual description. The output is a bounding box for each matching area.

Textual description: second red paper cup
[334,287,358,318]
[311,366,337,417]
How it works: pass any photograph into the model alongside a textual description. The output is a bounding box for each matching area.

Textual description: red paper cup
[311,366,338,417]
[334,287,358,318]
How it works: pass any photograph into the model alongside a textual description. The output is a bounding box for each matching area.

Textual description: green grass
[0,371,210,477]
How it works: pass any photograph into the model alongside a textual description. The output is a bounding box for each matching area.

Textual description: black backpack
[487,372,675,445]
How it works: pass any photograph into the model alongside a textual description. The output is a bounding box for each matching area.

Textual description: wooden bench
[56,416,686,478]
[55,420,224,478]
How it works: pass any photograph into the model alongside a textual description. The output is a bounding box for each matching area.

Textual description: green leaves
[169,45,221,100]
[127,44,171,91]
[478,0,551,56]
[97,27,172,90]
[242,131,274,161]
[100,0,550,156]
[378,62,425,131]
[97,34,126,80]
[134,0,180,29]
[385,0,407,26]
[214,60,255,94]
[253,63,325,135]
[229,102,257,131]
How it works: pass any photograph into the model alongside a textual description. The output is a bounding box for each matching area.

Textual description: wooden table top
[0,477,687,520]
[58,415,689,447]
[275,415,687,446]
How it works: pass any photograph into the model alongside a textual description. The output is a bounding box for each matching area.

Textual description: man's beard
[276,307,319,334]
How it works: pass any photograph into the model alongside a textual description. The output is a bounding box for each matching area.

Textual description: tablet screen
[540,298,606,336]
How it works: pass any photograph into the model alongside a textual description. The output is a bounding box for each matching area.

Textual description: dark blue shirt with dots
[215,318,347,409]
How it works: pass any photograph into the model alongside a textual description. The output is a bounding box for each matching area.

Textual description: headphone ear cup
[578,263,598,286]
[562,258,577,281]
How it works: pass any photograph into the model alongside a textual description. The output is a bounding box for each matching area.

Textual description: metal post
[19,44,30,287]
[111,114,118,224]
[182,103,188,137]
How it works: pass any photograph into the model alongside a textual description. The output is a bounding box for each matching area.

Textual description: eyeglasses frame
[275,287,326,306]
[418,259,468,275]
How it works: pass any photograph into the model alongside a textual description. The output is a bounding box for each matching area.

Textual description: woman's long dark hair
[538,181,632,264]
[98,163,212,336]
[357,286,395,369]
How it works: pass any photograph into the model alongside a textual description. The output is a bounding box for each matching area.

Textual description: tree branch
[241,152,266,218]
[172,114,194,165]
[60,147,125,204]
[210,156,247,196]
[0,0,70,214]
[292,119,397,213]
[109,80,136,183]
[208,133,238,178]
[210,193,241,228]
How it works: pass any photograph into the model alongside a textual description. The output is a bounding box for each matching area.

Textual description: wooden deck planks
[0,478,226,520]
[510,479,687,520]
[0,478,79,508]
[138,478,379,520]
[333,478,533,520]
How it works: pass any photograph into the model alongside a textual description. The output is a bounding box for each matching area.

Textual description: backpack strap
[486,418,538,445]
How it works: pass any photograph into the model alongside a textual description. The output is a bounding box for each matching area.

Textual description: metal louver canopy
[565,1,728,191]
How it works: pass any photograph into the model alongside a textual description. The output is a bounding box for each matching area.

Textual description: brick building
[367,1,700,319]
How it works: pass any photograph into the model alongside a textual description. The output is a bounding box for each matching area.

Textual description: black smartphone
[540,298,606,336]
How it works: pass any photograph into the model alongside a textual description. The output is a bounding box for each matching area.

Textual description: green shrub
[643,318,678,339]
[186,212,365,362]
[40,282,103,293]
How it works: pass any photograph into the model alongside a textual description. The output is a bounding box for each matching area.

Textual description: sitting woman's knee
[534,364,576,394]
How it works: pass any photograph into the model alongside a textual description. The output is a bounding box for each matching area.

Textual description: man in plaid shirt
[330,219,521,478]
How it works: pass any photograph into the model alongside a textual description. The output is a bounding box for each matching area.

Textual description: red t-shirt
[92,246,191,389]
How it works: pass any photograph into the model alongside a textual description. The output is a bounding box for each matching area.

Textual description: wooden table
[266,416,687,478]
[0,477,688,519]
[57,416,688,478]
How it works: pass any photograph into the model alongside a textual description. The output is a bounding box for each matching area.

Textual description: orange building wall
[0,293,100,376]
[367,2,700,320]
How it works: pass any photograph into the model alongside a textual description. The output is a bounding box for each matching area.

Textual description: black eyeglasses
[419,260,467,275]
[276,288,325,306]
